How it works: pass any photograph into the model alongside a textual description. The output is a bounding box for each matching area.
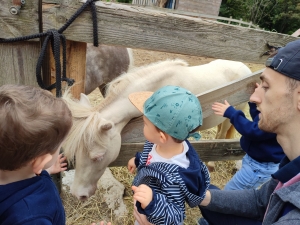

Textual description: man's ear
[31,154,53,175]
[297,89,300,111]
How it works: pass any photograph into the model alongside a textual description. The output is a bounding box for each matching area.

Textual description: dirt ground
[62,48,265,225]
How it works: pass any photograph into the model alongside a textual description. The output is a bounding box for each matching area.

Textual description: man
[198,39,300,225]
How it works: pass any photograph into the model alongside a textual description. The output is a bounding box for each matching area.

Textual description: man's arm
[200,179,278,220]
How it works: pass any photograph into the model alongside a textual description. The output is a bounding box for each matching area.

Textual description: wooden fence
[130,2,260,29]
[0,0,298,165]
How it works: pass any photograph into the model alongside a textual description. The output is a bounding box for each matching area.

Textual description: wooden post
[248,21,252,28]
[0,42,40,87]
[50,40,87,98]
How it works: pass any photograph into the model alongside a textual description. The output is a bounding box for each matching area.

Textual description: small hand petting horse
[62,59,252,201]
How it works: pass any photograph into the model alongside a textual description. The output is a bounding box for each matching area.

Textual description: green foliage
[219,0,300,35]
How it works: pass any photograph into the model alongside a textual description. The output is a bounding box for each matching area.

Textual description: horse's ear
[101,123,112,131]
[79,93,91,107]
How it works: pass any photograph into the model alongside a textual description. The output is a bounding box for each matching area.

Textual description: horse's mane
[61,89,104,163]
[99,59,188,110]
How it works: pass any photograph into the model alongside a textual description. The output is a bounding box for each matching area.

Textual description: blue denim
[224,154,279,190]
[198,185,262,225]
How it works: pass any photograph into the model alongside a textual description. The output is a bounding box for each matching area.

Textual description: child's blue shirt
[0,170,65,225]
[224,102,285,163]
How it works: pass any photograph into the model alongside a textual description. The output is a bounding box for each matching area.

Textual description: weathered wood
[0,1,298,63]
[50,40,87,99]
[121,69,262,143]
[0,42,40,86]
[41,0,297,63]
[198,69,263,118]
[134,6,260,29]
[110,139,245,167]
[0,0,39,38]
[65,41,87,99]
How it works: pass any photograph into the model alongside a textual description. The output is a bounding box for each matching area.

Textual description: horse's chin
[71,184,97,202]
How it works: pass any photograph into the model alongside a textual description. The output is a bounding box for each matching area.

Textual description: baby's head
[129,85,202,142]
[0,84,73,171]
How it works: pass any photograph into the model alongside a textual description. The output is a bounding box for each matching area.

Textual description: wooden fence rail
[131,4,260,29]
[0,1,297,64]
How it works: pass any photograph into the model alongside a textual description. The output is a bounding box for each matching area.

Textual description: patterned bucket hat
[129,85,202,140]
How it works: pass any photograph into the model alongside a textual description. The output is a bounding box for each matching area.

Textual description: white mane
[99,59,188,110]
[61,89,104,164]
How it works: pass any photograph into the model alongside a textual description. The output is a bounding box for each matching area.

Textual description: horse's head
[62,92,121,201]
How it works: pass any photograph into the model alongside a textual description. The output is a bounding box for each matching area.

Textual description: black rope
[0,0,99,97]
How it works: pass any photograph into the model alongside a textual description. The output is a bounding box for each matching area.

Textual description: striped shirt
[133,140,210,225]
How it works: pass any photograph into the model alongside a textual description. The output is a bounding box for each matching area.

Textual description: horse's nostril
[79,195,88,201]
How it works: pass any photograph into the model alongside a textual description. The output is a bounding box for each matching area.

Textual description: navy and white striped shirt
[133,140,210,225]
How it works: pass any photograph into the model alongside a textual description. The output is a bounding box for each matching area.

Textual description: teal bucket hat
[129,85,203,140]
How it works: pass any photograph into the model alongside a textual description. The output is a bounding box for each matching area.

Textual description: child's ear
[31,154,53,175]
[159,131,168,143]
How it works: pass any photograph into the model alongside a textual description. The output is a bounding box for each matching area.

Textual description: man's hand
[132,184,153,209]
[212,100,231,116]
[128,157,136,174]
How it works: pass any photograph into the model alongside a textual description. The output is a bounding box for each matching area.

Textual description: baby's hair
[0,85,73,171]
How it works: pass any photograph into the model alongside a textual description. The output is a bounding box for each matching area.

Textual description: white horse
[62,59,252,201]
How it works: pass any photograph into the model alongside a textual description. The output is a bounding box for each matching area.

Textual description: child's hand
[212,100,231,116]
[128,157,136,174]
[46,153,68,175]
[132,185,153,209]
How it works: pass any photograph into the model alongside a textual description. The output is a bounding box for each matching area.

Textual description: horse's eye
[92,155,104,162]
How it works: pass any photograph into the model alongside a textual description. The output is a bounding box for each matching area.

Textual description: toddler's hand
[132,185,153,209]
[128,157,136,174]
[46,153,67,175]
[212,100,231,116]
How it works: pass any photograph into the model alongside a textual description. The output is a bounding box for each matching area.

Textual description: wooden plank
[0,0,39,37]
[40,0,297,63]
[132,6,257,27]
[0,42,41,86]
[109,139,245,167]
[65,41,87,99]
[0,1,297,63]
[50,40,87,99]
[198,69,263,118]
[121,69,262,143]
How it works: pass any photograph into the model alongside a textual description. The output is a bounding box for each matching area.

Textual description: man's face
[250,67,295,133]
